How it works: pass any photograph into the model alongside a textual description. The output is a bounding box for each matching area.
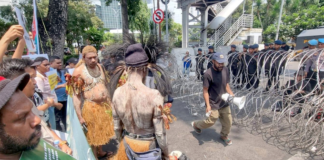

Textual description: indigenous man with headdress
[111,44,174,160]
[67,46,114,159]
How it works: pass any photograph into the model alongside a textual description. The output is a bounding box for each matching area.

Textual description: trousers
[195,106,232,137]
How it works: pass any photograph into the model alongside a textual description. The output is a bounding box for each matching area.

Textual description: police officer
[207,46,216,69]
[237,44,249,88]
[269,43,274,50]
[261,43,270,52]
[304,39,320,89]
[318,38,324,82]
[254,44,259,53]
[265,40,285,91]
[196,48,205,80]
[281,42,290,51]
[242,45,258,90]
[228,45,238,55]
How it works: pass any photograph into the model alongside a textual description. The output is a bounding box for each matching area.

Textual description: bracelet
[58,141,67,147]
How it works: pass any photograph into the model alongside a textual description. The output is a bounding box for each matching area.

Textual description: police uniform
[318,38,324,81]
[228,45,238,55]
[304,39,320,89]
[281,42,290,51]
[207,46,216,69]
[243,45,259,89]
[196,48,205,80]
[265,40,286,91]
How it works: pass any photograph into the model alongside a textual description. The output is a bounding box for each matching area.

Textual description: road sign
[161,0,170,4]
[153,9,164,24]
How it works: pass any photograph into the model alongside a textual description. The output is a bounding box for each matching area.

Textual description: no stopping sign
[153,9,164,24]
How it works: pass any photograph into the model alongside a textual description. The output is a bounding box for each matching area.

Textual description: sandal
[221,137,233,145]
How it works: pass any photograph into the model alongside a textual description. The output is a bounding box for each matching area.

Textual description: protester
[0,59,72,155]
[111,44,171,160]
[34,57,62,130]
[191,52,235,145]
[66,58,78,69]
[228,45,238,55]
[182,51,191,77]
[196,48,205,80]
[0,25,25,62]
[0,73,42,160]
[69,45,113,159]
[49,56,67,132]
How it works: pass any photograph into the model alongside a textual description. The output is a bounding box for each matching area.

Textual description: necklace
[83,64,104,92]
[86,64,101,78]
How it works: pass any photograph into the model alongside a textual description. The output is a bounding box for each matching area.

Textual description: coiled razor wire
[166,49,324,159]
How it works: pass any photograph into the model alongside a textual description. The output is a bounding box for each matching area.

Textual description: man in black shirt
[261,43,269,52]
[281,42,290,51]
[196,48,205,80]
[191,52,235,145]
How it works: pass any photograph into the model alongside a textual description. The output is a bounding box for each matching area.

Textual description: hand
[79,117,86,125]
[1,25,24,44]
[60,144,73,155]
[45,98,54,106]
[54,102,63,110]
[206,105,211,113]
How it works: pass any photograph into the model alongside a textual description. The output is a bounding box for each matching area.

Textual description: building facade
[96,0,122,29]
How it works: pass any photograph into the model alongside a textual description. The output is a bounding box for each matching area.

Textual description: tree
[105,0,142,43]
[84,27,105,50]
[129,0,150,44]
[37,0,68,58]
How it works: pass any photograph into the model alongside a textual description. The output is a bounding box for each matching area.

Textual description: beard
[0,124,41,154]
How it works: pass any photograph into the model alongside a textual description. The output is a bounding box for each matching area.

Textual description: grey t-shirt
[203,66,230,110]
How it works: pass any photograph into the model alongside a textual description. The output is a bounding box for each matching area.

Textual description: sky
[90,0,183,24]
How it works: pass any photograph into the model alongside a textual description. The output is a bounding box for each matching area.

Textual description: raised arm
[0,25,24,61]
[12,38,26,59]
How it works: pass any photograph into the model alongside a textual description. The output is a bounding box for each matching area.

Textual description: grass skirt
[82,100,114,146]
[111,137,151,160]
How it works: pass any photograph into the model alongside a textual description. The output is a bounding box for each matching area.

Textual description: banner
[45,70,58,91]
[66,97,96,160]
[14,7,36,53]
[19,138,76,160]
[32,0,40,54]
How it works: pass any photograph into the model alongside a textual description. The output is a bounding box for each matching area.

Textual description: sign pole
[158,0,161,42]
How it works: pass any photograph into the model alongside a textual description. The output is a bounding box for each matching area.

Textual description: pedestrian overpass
[177,0,253,48]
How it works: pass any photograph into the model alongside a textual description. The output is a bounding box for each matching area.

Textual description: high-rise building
[96,0,122,29]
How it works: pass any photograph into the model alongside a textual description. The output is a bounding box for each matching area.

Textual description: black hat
[125,43,149,67]
[0,73,30,110]
[198,48,202,51]
[67,58,79,65]
[230,44,236,48]
[208,46,214,49]
[264,43,269,46]
[243,44,249,49]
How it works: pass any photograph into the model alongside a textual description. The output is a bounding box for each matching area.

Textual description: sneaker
[221,136,233,145]
[191,122,201,134]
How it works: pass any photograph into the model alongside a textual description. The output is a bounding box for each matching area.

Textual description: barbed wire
[165,49,324,158]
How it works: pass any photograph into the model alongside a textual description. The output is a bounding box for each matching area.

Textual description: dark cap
[282,42,286,45]
[264,43,269,46]
[254,44,259,48]
[230,45,236,48]
[211,52,226,63]
[198,48,202,51]
[208,46,214,49]
[275,40,283,45]
[243,44,249,49]
[269,43,274,45]
[67,58,78,65]
[125,43,148,67]
[0,73,30,110]
[31,60,41,67]
[249,45,255,49]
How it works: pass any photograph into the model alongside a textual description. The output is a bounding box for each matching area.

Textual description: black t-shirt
[203,66,230,110]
